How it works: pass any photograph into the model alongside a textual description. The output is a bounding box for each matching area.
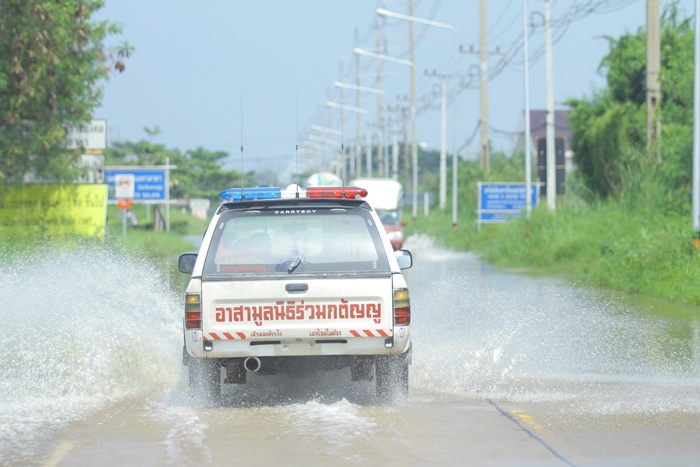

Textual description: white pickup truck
[178,185,413,400]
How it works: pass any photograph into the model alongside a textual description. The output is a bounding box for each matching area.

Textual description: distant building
[512,109,574,196]
[512,110,572,161]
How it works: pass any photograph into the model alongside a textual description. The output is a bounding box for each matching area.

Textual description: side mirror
[178,253,197,274]
[395,249,413,270]
[401,220,408,227]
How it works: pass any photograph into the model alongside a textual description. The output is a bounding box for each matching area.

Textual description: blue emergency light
[219,187,282,202]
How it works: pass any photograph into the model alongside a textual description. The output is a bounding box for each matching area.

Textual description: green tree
[106,135,242,204]
[178,147,242,202]
[566,1,693,203]
[107,128,174,167]
[0,0,130,183]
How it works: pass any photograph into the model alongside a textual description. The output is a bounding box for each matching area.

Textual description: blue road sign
[106,169,166,202]
[478,182,539,227]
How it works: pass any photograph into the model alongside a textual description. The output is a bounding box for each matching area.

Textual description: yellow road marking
[41,439,75,467]
[510,409,543,429]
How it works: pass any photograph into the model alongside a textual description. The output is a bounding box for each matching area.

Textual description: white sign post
[115,173,135,237]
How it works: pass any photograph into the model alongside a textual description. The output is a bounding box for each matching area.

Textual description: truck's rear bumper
[184,328,410,359]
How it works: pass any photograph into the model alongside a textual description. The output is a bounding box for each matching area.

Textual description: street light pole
[353,47,414,67]
[353,47,414,180]
[334,81,384,95]
[334,81,383,178]
[325,101,369,114]
[409,1,418,223]
[376,6,457,224]
[325,101,368,181]
[523,0,532,218]
[544,0,556,212]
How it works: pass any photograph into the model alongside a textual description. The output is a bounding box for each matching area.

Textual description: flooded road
[2,237,699,466]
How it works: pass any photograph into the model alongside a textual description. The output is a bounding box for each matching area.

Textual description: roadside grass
[105,205,205,256]
[405,200,700,310]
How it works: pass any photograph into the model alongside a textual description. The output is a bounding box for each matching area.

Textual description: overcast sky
[94,0,696,180]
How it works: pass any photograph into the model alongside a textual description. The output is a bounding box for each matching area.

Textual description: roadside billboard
[0,185,107,238]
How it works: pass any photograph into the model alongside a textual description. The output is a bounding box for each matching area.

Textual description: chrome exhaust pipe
[243,356,261,373]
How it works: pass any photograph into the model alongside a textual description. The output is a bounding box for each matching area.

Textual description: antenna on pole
[341,114,346,197]
[295,92,300,198]
[240,94,244,197]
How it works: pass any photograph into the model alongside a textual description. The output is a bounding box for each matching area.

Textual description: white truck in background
[350,178,406,250]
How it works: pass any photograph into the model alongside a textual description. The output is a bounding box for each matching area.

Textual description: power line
[487,0,639,82]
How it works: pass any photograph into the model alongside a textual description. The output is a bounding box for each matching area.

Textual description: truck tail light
[393,288,410,326]
[185,293,201,329]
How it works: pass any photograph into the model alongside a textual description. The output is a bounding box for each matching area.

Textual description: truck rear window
[202,207,391,275]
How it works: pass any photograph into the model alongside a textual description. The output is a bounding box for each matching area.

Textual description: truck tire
[375,353,409,399]
[188,359,221,400]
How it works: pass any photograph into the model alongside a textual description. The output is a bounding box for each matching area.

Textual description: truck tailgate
[201,277,394,341]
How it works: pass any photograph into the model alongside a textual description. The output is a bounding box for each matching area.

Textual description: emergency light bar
[219,187,281,202]
[219,185,368,202]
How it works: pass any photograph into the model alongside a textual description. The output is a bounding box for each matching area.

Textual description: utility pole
[388,100,411,186]
[327,92,333,169]
[396,93,429,198]
[338,62,348,185]
[409,0,418,223]
[646,0,661,160]
[480,0,489,176]
[460,5,503,177]
[355,27,362,177]
[366,122,373,177]
[391,112,399,180]
[692,0,700,246]
[403,107,410,186]
[375,21,385,176]
[389,104,410,187]
[545,0,556,212]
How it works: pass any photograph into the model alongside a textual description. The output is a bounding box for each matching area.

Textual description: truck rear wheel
[188,359,221,400]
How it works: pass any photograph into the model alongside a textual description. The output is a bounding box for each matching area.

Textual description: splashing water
[403,234,700,413]
[0,245,183,464]
[2,235,699,464]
